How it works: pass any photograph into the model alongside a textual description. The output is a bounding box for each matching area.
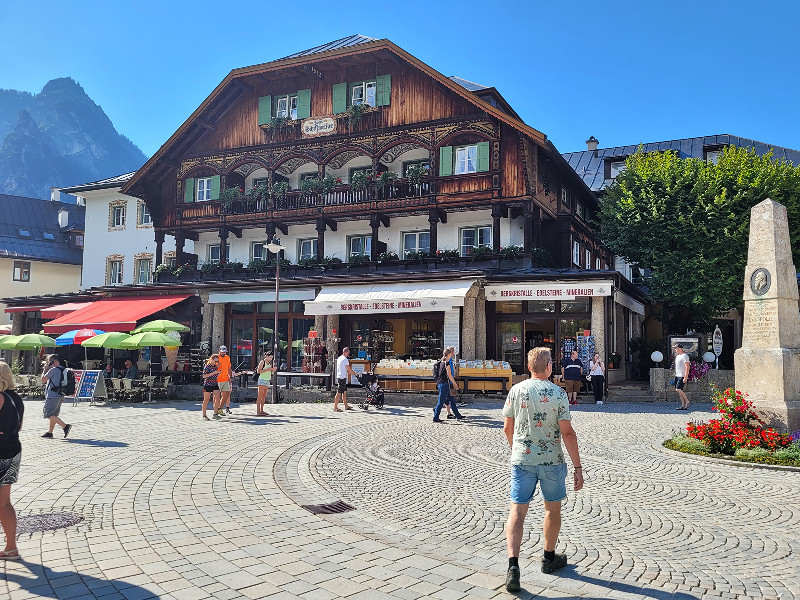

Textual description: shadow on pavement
[3,560,155,599]
[66,439,128,448]
[516,568,700,600]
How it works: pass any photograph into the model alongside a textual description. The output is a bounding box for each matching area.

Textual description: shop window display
[496,321,523,366]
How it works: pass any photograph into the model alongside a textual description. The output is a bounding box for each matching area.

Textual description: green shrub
[774,442,800,461]
[666,433,708,453]
[735,447,772,459]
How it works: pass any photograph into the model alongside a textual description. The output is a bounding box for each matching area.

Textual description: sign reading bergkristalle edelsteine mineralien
[734,198,800,431]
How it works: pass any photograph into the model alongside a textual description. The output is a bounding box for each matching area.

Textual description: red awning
[41,302,94,320]
[43,295,191,334]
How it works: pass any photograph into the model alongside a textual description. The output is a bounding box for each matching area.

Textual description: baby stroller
[356,372,385,410]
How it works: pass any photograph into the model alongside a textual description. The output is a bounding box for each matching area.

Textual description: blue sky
[2,0,799,158]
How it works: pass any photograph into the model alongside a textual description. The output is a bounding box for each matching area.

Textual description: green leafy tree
[600,146,800,334]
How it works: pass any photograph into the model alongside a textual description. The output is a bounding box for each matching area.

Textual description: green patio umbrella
[132,320,189,334]
[291,340,304,348]
[0,334,57,350]
[81,332,133,349]
[120,332,178,349]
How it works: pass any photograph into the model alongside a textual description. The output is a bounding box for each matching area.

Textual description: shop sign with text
[301,116,336,138]
[485,282,613,301]
[304,298,457,315]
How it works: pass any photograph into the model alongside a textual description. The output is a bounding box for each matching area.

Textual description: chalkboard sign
[68,370,107,405]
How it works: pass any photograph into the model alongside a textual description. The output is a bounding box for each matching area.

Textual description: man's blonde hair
[0,361,14,393]
[528,347,552,375]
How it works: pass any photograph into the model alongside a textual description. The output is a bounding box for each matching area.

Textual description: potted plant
[377,171,398,197]
[271,181,289,202]
[220,186,242,212]
[269,115,291,140]
[321,175,341,194]
[320,256,344,270]
[609,352,622,370]
[247,259,267,274]
[346,103,370,130]
[406,163,430,195]
[467,245,495,261]
[299,177,322,199]
[435,249,459,263]
[350,171,371,191]
[349,254,371,266]
[377,251,398,263]
[153,263,172,282]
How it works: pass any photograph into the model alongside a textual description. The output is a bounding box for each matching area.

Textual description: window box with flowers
[350,171,372,191]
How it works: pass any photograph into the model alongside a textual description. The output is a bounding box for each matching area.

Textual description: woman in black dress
[0,361,24,560]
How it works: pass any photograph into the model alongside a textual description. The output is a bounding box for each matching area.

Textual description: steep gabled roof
[121,37,551,197]
[279,34,378,59]
[563,134,800,192]
[0,194,84,264]
[61,171,135,194]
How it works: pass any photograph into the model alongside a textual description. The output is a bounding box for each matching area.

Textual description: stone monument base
[734,347,800,432]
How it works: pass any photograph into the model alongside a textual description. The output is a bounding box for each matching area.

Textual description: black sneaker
[63,424,72,438]
[225,407,231,415]
[446,414,455,419]
[41,432,53,438]
[505,566,521,592]
[455,415,466,420]
[541,553,567,574]
[432,418,445,423]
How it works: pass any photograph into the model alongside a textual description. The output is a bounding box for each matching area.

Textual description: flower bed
[664,386,800,466]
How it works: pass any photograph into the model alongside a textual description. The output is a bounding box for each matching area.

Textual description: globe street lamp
[266,238,286,404]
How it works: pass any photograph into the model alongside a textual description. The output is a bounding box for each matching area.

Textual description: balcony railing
[260,109,384,143]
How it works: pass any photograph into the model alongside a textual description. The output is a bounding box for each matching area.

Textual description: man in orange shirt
[217,345,233,416]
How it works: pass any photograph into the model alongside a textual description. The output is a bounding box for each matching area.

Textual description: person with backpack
[40,354,72,439]
[0,361,24,560]
[432,348,463,423]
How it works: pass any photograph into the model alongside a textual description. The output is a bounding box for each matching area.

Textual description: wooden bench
[275,371,332,392]
[457,375,509,394]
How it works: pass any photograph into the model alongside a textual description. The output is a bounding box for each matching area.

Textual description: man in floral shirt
[502,347,583,591]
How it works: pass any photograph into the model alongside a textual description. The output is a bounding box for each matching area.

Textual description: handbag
[669,376,677,386]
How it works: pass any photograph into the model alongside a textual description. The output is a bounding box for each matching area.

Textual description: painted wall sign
[485,282,613,301]
[301,116,336,138]
[304,298,457,315]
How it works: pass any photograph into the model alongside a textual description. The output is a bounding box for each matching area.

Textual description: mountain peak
[40,77,86,96]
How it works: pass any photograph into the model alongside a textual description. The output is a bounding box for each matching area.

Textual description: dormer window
[610,160,626,178]
[43,232,55,240]
[18,229,30,237]
[705,149,721,164]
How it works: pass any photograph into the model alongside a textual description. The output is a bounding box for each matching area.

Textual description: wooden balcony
[171,174,496,229]
[259,109,384,143]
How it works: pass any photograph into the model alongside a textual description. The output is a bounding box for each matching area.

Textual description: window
[586,249,591,269]
[74,234,84,248]
[276,94,298,120]
[251,242,267,261]
[298,238,317,261]
[402,231,431,257]
[252,177,269,190]
[610,161,626,178]
[560,188,569,208]
[454,145,478,174]
[196,177,212,202]
[348,166,373,182]
[43,232,55,240]
[348,235,372,259]
[208,243,230,264]
[596,257,602,270]
[138,202,152,226]
[351,80,377,107]
[460,226,491,257]
[576,201,585,220]
[109,204,126,229]
[403,160,430,177]
[17,229,30,237]
[12,261,30,282]
[165,252,176,268]
[706,150,721,164]
[107,259,123,285]
[135,258,152,285]
[299,172,318,182]
[573,241,581,266]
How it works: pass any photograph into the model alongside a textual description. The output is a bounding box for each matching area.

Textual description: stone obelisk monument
[734,198,800,431]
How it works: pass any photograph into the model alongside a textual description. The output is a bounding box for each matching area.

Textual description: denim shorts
[510,463,568,503]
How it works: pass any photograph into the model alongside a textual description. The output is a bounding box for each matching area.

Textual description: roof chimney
[586,136,599,152]
[58,208,69,229]
[50,186,61,202]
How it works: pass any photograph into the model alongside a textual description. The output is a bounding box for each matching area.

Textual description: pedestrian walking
[674,344,691,410]
[217,345,233,415]
[589,353,605,404]
[255,351,276,416]
[0,361,23,560]
[503,347,583,591]
[40,354,71,439]
[202,354,222,421]
[561,349,583,405]
[334,347,356,412]
[433,348,463,422]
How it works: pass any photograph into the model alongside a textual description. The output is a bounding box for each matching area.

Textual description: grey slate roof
[0,194,84,265]
[61,171,135,194]
[449,76,490,92]
[279,35,378,60]
[562,134,800,192]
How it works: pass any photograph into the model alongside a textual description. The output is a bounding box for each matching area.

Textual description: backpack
[55,366,77,396]
[432,361,441,380]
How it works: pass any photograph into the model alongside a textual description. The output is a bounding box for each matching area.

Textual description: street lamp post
[266,238,286,404]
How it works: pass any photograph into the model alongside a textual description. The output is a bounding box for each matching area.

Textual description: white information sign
[301,116,336,138]
[443,309,460,355]
[485,281,613,302]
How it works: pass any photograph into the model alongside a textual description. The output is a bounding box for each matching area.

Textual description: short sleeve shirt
[217,355,232,382]
[502,378,571,466]
[45,367,62,399]
[561,358,583,381]
[675,353,690,377]
[203,363,218,386]
[336,355,349,379]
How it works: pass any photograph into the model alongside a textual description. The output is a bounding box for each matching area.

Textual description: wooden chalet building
[118,35,645,378]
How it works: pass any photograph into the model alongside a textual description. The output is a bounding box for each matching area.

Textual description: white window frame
[138,202,152,226]
[454,145,478,175]
[402,231,431,258]
[576,201,585,220]
[107,260,123,285]
[208,243,230,264]
[196,177,212,202]
[596,257,602,270]
[706,150,721,164]
[610,161,626,178]
[347,235,372,259]
[573,241,581,266]
[74,234,84,248]
[298,238,317,261]
[351,80,377,107]
[585,249,591,270]
[561,187,569,208]
[275,94,298,120]
[135,258,152,285]
[111,205,126,228]
[251,241,267,261]
[459,226,492,257]
[12,261,30,282]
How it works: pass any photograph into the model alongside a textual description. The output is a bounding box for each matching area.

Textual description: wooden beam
[182,231,199,242]
[227,226,243,239]
[379,214,390,228]
[276,222,288,236]
[197,118,217,131]
[233,79,255,92]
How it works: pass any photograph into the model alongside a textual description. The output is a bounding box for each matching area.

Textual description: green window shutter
[258,95,272,125]
[376,74,391,107]
[184,178,195,203]
[209,176,221,200]
[297,89,311,119]
[332,82,347,114]
[477,141,490,172]
[439,146,453,176]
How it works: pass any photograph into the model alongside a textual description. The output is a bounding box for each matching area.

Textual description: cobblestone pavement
[2,399,799,600]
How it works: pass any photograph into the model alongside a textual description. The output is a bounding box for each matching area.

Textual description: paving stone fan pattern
[17,512,85,535]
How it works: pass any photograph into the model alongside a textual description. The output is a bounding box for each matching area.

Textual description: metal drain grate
[18,512,84,534]
[302,500,355,515]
